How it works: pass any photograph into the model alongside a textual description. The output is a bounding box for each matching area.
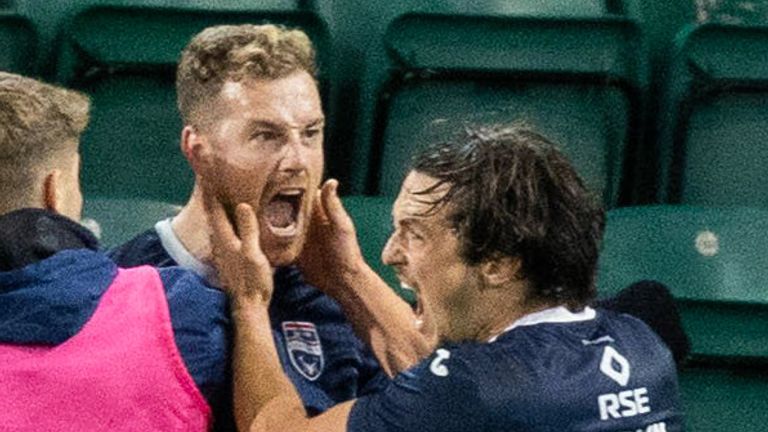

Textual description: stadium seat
[680,366,768,430]
[597,205,768,361]
[342,195,414,303]
[338,1,644,196]
[357,12,646,208]
[55,5,330,203]
[0,13,36,74]
[81,197,181,248]
[657,23,768,207]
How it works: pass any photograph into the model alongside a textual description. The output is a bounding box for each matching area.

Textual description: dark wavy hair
[410,124,605,309]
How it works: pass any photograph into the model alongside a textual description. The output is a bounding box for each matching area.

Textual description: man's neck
[172,184,282,284]
[449,281,555,343]
[171,185,212,263]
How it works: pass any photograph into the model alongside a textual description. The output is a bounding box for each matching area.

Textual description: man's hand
[204,184,273,309]
[298,179,368,294]
[298,179,436,375]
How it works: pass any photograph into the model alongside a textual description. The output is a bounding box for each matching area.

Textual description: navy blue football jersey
[109,222,387,415]
[349,307,683,432]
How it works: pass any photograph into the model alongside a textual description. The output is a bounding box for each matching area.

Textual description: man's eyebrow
[246,120,281,130]
[399,217,428,230]
[306,117,325,127]
[246,118,326,129]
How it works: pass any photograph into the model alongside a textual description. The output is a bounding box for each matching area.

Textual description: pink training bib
[0,266,212,431]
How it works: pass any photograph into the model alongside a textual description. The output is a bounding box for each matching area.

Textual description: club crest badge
[282,321,325,381]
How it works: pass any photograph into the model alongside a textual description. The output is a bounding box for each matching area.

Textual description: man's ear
[42,169,63,214]
[480,256,522,288]
[181,125,211,174]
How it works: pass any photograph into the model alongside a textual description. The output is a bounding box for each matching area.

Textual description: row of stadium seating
[2,1,767,208]
[2,1,766,430]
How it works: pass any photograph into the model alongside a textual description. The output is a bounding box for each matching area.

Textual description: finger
[320,179,354,230]
[235,203,268,266]
[204,183,240,255]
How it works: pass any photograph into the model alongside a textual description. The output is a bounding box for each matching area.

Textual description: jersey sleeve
[356,343,390,396]
[347,348,485,432]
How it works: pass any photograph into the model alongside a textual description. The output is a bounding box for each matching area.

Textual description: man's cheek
[229,180,269,210]
[214,160,267,200]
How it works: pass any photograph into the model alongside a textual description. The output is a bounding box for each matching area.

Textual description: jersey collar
[155,218,220,286]
[488,306,596,342]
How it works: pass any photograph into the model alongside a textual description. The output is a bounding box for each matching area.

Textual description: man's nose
[382,234,405,267]
[280,131,308,172]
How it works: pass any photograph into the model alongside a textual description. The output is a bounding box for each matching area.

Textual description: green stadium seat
[359,13,646,208]
[657,23,768,207]
[597,205,768,361]
[82,197,181,248]
[339,1,643,196]
[55,5,330,203]
[342,195,414,303]
[680,366,768,430]
[0,13,36,74]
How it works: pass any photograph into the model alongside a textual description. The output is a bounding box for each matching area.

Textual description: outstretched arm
[298,180,436,376]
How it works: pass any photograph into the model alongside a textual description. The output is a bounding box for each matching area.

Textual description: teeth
[277,189,303,197]
[269,223,298,236]
[399,281,423,317]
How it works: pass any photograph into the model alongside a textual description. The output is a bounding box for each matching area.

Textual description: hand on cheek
[298,179,366,293]
[200,152,273,308]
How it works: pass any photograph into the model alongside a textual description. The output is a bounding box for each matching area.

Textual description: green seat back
[680,366,768,430]
[658,24,768,207]
[597,205,768,360]
[368,13,646,208]
[343,2,642,196]
[342,195,414,304]
[0,14,36,74]
[78,74,190,202]
[82,197,181,248]
[57,5,330,203]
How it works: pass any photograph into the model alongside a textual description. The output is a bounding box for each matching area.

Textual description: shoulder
[392,343,489,398]
[107,227,174,268]
[488,309,678,390]
[348,344,490,432]
[158,267,229,323]
[113,265,229,331]
[595,308,675,359]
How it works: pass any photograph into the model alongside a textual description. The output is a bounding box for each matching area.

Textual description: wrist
[229,295,268,318]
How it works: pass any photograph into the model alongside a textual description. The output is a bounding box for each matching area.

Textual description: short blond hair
[0,72,90,212]
[176,24,317,127]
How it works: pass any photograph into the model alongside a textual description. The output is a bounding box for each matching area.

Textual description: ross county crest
[282,321,325,381]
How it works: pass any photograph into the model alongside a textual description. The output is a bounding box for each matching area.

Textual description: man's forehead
[217,76,322,120]
[220,72,317,96]
[220,80,245,101]
[393,172,451,220]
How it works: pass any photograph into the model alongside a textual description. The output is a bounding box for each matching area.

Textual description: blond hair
[0,72,90,212]
[176,24,317,128]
